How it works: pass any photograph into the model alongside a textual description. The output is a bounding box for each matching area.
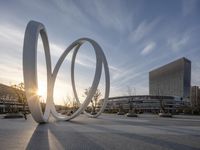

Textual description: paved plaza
[0,114,200,150]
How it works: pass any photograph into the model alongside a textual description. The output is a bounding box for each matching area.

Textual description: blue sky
[0,0,199,104]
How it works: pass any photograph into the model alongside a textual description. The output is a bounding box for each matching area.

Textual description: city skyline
[0,0,200,105]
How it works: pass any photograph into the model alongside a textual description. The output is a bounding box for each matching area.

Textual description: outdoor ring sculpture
[23,20,110,123]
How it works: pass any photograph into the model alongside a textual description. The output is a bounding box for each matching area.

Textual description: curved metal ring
[23,20,110,123]
[49,38,104,121]
[71,44,110,118]
[23,21,52,123]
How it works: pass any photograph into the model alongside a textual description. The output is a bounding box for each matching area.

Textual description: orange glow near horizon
[36,81,82,105]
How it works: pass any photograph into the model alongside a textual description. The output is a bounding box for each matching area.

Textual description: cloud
[0,53,23,85]
[0,23,23,51]
[141,41,156,55]
[82,0,133,33]
[37,30,98,70]
[0,23,24,85]
[0,0,199,103]
[182,0,198,16]
[168,35,189,52]
[129,18,160,43]
[109,65,122,80]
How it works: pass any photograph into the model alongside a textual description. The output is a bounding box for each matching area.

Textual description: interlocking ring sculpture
[23,21,110,123]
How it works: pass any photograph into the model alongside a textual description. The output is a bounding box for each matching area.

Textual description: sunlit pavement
[0,114,200,150]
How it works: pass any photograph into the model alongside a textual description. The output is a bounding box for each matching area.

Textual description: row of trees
[11,83,27,118]
[61,87,102,115]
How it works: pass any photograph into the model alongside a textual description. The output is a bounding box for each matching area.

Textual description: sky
[0,0,199,105]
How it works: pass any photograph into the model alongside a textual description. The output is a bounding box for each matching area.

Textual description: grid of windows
[149,57,191,99]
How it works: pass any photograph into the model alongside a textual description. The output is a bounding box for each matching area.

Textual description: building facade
[0,83,28,113]
[104,95,186,113]
[190,86,200,108]
[149,57,191,100]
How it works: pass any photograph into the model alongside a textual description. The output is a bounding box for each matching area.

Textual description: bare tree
[126,86,138,117]
[63,96,72,109]
[11,83,25,102]
[159,96,165,113]
[84,87,101,114]
[126,86,136,95]
[63,96,79,115]
[157,89,172,117]
[157,89,165,113]
[126,86,136,111]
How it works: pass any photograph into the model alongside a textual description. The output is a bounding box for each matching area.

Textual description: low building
[0,83,28,113]
[190,86,200,108]
[104,95,187,113]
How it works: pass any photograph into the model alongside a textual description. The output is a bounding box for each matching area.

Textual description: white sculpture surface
[23,21,110,123]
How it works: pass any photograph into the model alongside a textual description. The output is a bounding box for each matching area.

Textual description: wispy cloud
[129,18,160,43]
[182,0,198,16]
[141,41,156,55]
[0,23,24,85]
[168,35,189,52]
[0,1,199,102]
[109,65,122,80]
[79,0,133,33]
[0,23,23,51]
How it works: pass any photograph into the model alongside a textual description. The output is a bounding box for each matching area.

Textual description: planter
[4,112,24,119]
[117,112,125,115]
[158,113,172,117]
[126,112,138,117]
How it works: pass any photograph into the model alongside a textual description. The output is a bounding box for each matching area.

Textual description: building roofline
[107,95,175,100]
[149,57,191,74]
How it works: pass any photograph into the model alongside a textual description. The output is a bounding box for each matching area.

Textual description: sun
[37,83,47,99]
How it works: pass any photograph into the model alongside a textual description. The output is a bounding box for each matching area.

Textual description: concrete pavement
[0,113,200,150]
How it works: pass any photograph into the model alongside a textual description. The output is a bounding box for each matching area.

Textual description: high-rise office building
[149,57,191,99]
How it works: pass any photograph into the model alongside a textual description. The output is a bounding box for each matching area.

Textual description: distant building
[0,83,27,113]
[104,95,186,113]
[190,86,200,107]
[149,57,191,100]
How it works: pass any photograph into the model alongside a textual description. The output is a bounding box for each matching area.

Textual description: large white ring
[23,20,110,123]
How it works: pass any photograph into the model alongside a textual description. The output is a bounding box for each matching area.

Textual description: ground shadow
[26,124,50,150]
[26,122,104,150]
[84,123,200,150]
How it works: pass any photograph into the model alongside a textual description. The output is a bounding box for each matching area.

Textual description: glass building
[149,57,191,100]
